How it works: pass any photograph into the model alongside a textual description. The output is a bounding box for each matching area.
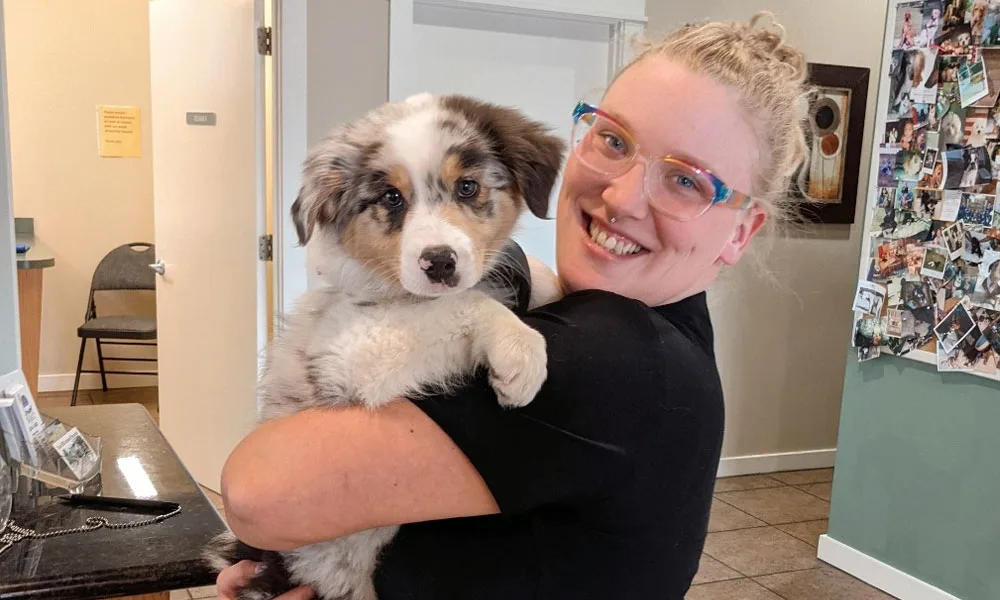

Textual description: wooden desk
[0,404,228,599]
[15,218,54,399]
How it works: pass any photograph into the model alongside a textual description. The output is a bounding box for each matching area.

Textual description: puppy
[968,118,989,148]
[941,111,964,147]
[203,93,566,600]
[962,151,980,187]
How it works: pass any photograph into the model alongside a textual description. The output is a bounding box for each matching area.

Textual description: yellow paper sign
[96,105,141,158]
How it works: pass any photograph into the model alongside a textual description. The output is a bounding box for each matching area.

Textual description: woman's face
[554,56,766,306]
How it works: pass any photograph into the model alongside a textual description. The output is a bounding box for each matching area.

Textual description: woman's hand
[216,560,316,600]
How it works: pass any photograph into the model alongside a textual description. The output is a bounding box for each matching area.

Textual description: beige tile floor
[38,388,893,599]
[689,470,894,599]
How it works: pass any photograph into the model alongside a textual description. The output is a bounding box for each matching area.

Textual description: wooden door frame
[271,0,307,324]
[0,0,25,385]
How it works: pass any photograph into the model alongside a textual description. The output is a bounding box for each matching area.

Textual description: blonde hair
[615,11,812,233]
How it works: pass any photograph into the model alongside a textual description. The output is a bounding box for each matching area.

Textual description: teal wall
[828,349,1000,600]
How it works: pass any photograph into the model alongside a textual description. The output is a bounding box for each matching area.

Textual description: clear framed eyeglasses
[570,101,754,221]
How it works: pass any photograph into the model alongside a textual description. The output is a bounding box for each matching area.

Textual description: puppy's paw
[487,323,547,408]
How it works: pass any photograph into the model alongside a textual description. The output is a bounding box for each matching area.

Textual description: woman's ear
[719,205,768,266]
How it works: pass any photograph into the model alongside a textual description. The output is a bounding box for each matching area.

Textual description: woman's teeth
[588,219,642,256]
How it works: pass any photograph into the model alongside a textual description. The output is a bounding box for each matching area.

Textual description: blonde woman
[217,12,811,600]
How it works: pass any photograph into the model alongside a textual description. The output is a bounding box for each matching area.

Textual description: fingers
[216,560,262,599]
[215,560,316,600]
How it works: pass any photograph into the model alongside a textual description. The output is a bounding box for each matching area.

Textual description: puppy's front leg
[469,296,548,408]
[345,292,496,408]
[344,291,545,409]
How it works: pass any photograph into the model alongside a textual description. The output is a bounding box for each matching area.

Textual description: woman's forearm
[220,402,499,551]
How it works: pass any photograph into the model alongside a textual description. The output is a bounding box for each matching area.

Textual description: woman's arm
[221,400,500,551]
[223,290,653,552]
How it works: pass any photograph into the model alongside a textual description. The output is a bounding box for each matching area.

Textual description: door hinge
[257,26,272,55]
[258,234,273,261]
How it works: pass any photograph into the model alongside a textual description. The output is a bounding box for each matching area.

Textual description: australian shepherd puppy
[203,92,566,600]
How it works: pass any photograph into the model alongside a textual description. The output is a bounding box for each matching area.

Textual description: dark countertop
[0,404,228,599]
[14,218,54,270]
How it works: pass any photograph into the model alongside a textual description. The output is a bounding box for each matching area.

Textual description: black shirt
[372,278,725,599]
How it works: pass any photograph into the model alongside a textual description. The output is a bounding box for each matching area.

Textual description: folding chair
[71,243,158,406]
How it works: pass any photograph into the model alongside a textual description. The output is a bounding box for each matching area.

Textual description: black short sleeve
[382,277,725,599]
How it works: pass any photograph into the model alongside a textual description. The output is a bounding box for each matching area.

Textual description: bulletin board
[854,0,1000,381]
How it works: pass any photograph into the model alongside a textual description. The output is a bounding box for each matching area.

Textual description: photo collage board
[854,0,1000,377]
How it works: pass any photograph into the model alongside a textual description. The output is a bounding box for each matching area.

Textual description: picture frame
[791,62,872,224]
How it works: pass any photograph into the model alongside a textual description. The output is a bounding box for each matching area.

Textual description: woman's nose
[601,161,650,220]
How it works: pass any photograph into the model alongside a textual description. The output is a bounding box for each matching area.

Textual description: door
[148,0,266,489]
[389,0,646,270]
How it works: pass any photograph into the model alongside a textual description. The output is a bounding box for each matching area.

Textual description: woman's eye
[381,188,403,207]
[675,175,696,189]
[456,179,479,199]
[662,169,706,200]
[601,134,627,154]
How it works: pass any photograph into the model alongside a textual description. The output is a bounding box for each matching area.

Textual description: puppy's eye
[456,179,479,199]
[381,188,404,208]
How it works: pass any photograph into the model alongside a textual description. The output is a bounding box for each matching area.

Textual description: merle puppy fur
[202,92,566,600]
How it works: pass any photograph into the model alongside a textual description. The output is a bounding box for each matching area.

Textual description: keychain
[0,504,181,557]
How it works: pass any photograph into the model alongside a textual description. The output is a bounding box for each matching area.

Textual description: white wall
[306,0,389,147]
[645,0,885,466]
[4,0,156,391]
[277,0,390,309]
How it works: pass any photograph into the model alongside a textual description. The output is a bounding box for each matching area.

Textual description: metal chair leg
[71,338,87,407]
[95,338,109,392]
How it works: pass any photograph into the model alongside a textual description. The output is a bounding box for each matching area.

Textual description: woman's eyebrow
[601,107,636,134]
[604,106,730,177]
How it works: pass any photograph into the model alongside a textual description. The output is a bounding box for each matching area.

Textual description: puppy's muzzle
[419,245,459,287]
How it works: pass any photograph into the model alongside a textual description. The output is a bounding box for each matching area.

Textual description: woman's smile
[579,210,650,259]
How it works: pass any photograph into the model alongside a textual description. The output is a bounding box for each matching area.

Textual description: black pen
[57,493,179,512]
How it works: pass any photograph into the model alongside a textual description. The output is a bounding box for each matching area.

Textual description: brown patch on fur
[388,164,413,200]
[437,192,520,275]
[440,154,464,187]
[339,210,403,285]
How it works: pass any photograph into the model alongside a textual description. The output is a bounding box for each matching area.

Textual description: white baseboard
[717,448,836,477]
[818,535,962,600]
[37,373,158,393]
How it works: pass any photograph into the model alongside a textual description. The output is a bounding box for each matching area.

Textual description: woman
[217,12,809,600]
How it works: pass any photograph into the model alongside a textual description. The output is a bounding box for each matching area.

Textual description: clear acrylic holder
[6,413,103,494]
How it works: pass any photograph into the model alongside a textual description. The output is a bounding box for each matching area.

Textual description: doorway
[3,0,276,490]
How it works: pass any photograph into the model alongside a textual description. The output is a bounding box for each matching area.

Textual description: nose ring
[609,216,617,224]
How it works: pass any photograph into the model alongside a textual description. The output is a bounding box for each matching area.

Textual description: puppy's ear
[443,96,567,219]
[290,143,352,246]
[290,188,313,246]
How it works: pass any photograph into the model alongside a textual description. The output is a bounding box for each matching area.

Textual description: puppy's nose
[419,246,459,286]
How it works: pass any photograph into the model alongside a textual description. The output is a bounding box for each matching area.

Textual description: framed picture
[791,63,871,224]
